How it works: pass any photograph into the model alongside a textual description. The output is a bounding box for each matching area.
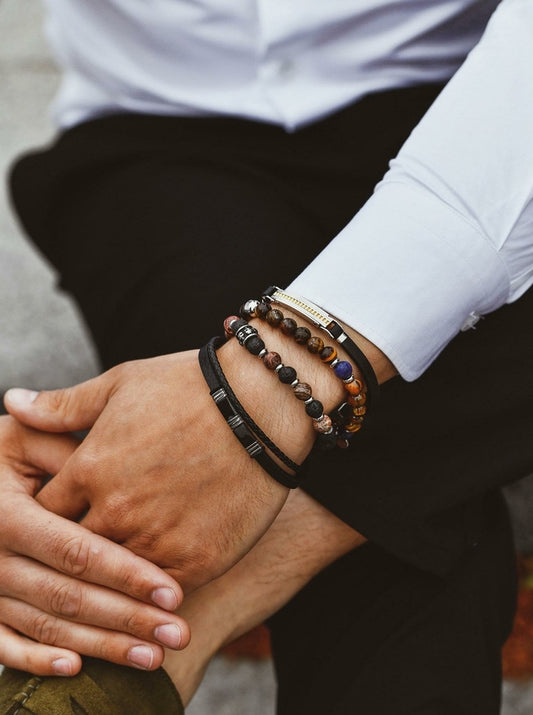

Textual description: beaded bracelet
[259,286,379,411]
[238,299,367,447]
[224,316,337,450]
[199,338,300,489]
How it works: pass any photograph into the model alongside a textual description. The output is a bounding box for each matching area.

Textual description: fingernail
[151,587,178,611]
[52,658,73,676]
[5,388,39,408]
[127,645,154,670]
[154,624,182,649]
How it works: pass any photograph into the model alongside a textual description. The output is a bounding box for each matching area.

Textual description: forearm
[290,0,533,381]
[164,488,365,704]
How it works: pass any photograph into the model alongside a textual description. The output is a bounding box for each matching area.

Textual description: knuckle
[48,581,83,620]
[174,542,216,588]
[44,388,71,417]
[123,610,144,635]
[58,535,92,577]
[99,494,134,534]
[109,361,135,383]
[31,612,61,645]
[127,529,160,555]
[73,449,100,481]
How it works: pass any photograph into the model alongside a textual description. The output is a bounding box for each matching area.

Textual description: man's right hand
[0,416,190,676]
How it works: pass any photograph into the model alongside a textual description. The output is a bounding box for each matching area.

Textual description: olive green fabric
[0,658,183,714]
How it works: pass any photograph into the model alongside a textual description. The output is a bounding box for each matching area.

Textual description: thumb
[4,372,116,433]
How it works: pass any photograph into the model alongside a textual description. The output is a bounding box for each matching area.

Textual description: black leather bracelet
[204,335,302,473]
[198,338,300,489]
[262,286,379,412]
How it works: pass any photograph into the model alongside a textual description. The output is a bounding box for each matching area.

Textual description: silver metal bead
[275,364,285,373]
[330,358,339,369]
[258,349,268,359]
[243,299,260,317]
[290,379,299,387]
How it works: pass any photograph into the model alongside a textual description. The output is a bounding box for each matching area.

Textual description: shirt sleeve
[288,0,533,381]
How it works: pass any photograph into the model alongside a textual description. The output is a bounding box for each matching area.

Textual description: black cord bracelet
[204,335,302,473]
[198,338,300,489]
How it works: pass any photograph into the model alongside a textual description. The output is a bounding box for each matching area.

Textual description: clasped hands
[1,316,385,677]
[0,340,301,676]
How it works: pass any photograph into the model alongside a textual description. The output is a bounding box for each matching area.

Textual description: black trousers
[10,85,532,713]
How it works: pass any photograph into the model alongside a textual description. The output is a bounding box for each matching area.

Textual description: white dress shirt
[44,0,533,379]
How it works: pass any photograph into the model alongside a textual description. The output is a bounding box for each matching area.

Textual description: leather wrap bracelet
[198,337,300,489]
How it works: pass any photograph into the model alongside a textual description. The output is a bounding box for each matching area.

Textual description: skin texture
[163,488,366,705]
[2,311,395,676]
[0,417,190,676]
[5,311,394,594]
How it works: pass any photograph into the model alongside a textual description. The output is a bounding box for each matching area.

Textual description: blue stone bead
[333,360,353,380]
[340,431,355,440]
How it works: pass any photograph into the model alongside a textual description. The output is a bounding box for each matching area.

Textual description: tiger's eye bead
[313,414,333,434]
[266,309,284,326]
[245,335,266,355]
[280,318,297,335]
[333,361,353,380]
[307,336,325,354]
[352,405,367,416]
[344,379,363,396]
[348,393,367,407]
[224,315,243,335]
[293,382,312,401]
[256,302,270,319]
[305,399,324,418]
[344,421,363,433]
[320,346,337,363]
[277,365,297,384]
[263,351,282,370]
[294,326,311,344]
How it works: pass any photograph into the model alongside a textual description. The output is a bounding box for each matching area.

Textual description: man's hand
[5,349,292,593]
[0,416,189,676]
[5,312,393,595]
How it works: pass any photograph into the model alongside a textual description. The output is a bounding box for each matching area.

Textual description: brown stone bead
[223,315,241,335]
[345,421,363,433]
[307,336,325,354]
[344,379,363,396]
[293,382,312,401]
[320,346,337,363]
[352,406,367,416]
[336,438,350,449]
[313,414,333,434]
[256,302,270,319]
[263,351,282,370]
[294,326,311,344]
[280,318,297,335]
[266,309,284,326]
[348,392,367,407]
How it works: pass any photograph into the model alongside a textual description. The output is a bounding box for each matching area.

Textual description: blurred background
[1,2,532,712]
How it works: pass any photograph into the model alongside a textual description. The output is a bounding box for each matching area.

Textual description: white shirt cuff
[288,182,510,381]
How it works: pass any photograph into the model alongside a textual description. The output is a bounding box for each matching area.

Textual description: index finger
[5,493,182,613]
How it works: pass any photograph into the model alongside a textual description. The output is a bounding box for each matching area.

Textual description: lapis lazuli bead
[333,360,352,380]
